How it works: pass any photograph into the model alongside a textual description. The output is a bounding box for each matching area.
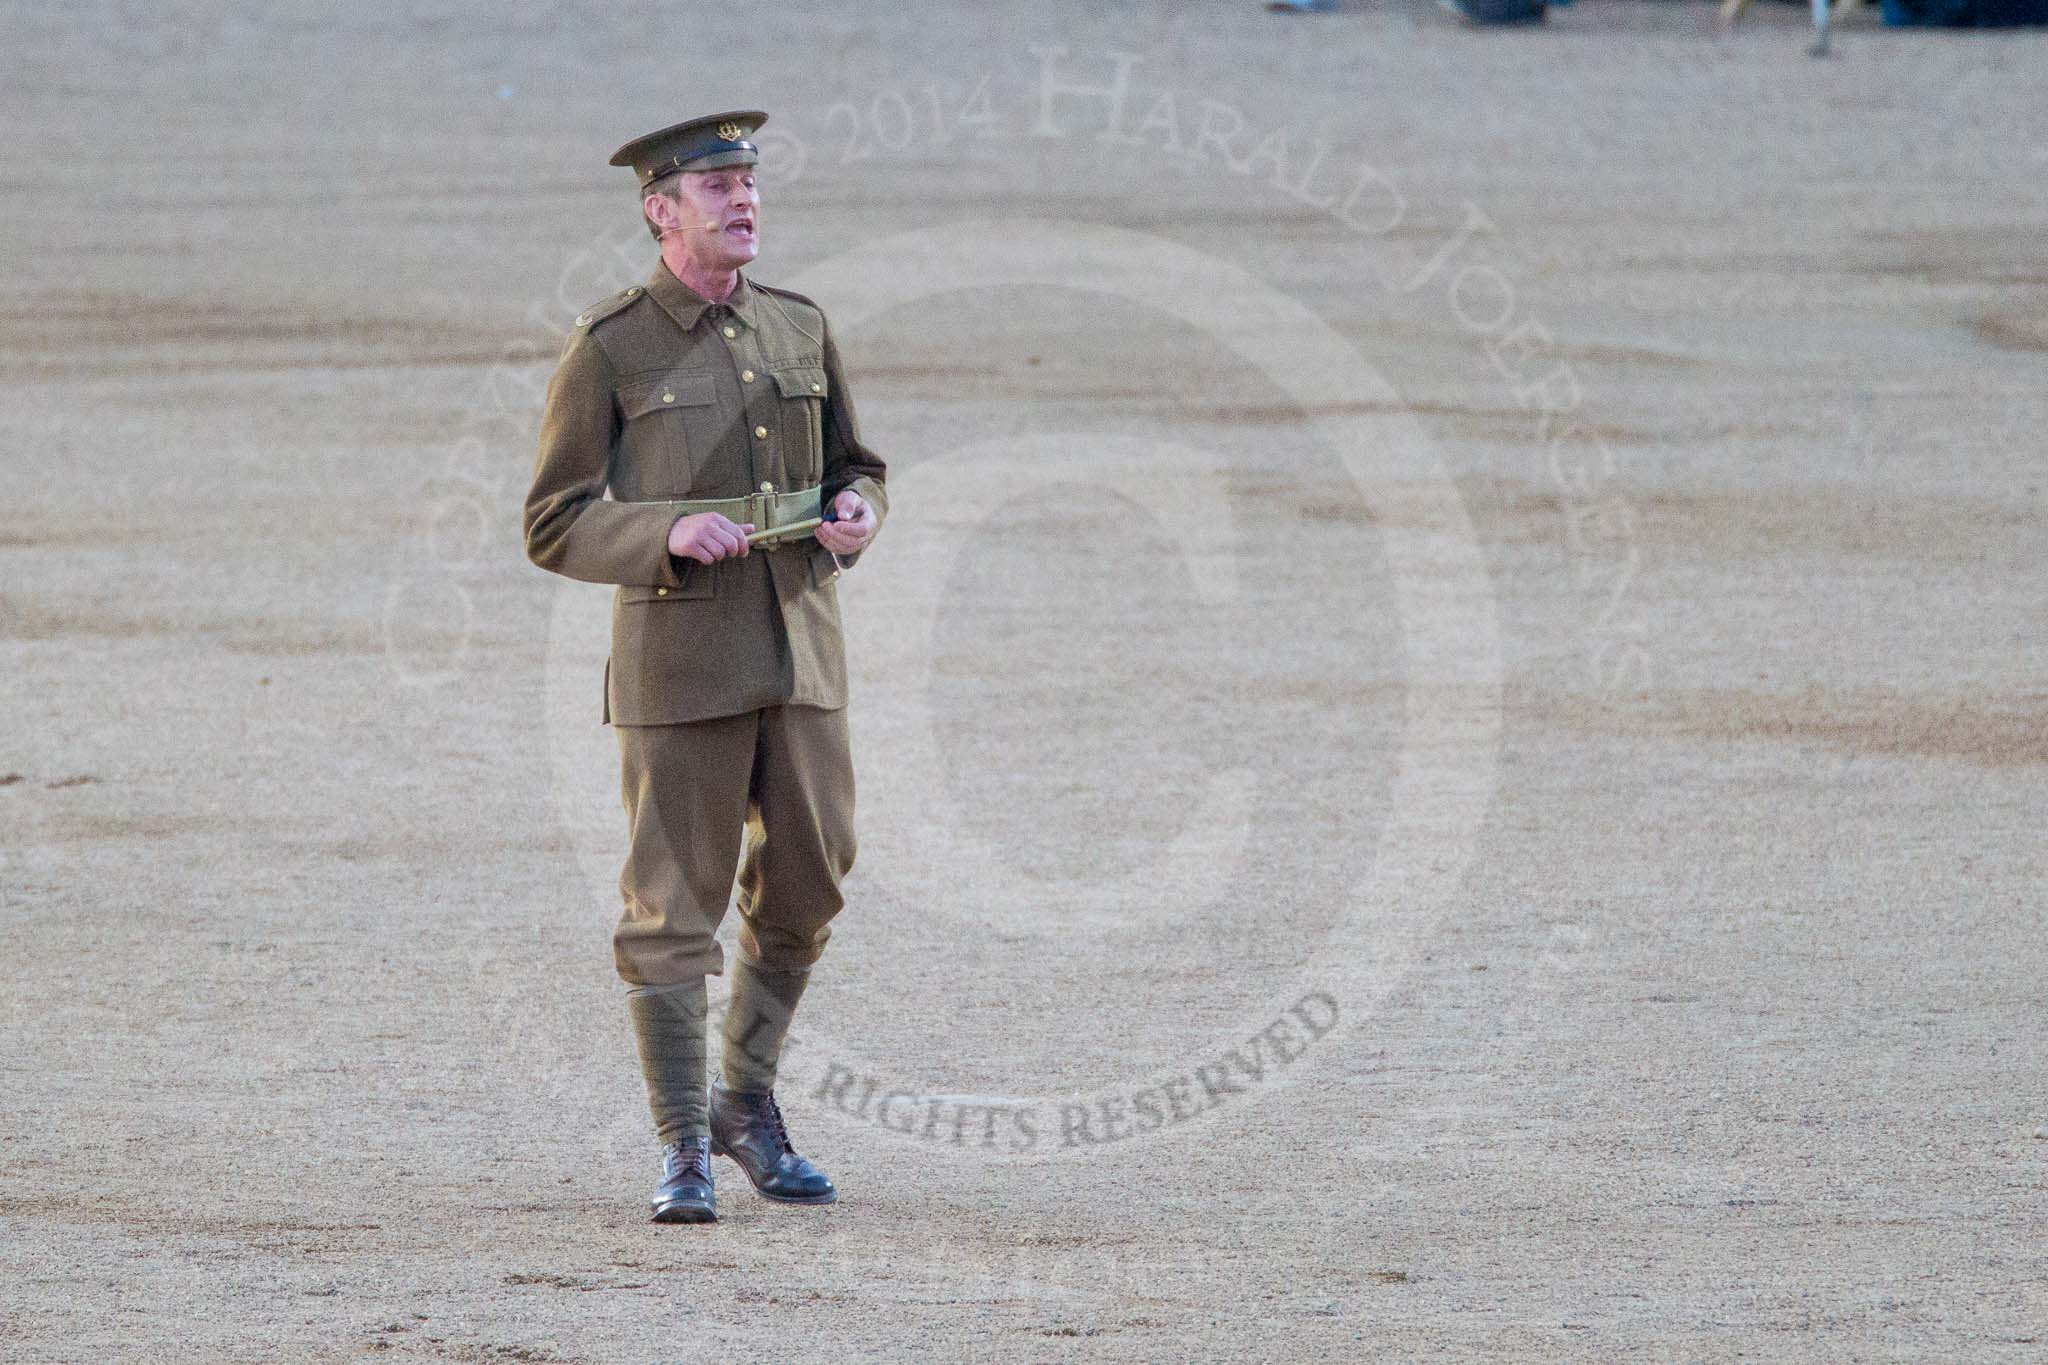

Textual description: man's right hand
[667,512,756,564]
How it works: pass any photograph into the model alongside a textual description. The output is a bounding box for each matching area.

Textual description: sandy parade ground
[2,1,2044,1360]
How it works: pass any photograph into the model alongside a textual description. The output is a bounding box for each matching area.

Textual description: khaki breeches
[613,704,856,987]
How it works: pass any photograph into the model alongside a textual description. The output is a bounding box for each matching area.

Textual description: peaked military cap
[609,110,767,186]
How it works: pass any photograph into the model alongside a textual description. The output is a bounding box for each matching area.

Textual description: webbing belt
[630,484,823,550]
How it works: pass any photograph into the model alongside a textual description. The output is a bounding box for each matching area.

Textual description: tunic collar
[647,257,759,332]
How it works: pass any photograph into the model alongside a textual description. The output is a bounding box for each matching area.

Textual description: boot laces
[669,1137,709,1180]
[761,1091,793,1153]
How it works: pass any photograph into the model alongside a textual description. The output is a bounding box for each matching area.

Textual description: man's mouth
[726,218,755,240]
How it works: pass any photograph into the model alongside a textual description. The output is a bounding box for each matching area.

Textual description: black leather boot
[650,1134,717,1223]
[708,1082,838,1204]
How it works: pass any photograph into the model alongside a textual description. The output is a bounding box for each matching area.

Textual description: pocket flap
[617,565,714,603]
[619,371,717,420]
[770,364,828,400]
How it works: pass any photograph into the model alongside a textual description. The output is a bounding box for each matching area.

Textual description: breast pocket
[768,362,828,484]
[617,370,721,494]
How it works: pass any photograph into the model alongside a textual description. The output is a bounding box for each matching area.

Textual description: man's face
[653,166,760,270]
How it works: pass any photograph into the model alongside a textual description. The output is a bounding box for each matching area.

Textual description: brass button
[760,481,774,493]
[662,391,674,403]
[626,287,640,296]
[656,586,668,596]
[754,425,768,439]
[741,369,755,382]
[722,325,737,339]
[810,382,822,393]
[574,313,591,327]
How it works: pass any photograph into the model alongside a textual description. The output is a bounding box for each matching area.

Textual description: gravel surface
[3,2,2043,1360]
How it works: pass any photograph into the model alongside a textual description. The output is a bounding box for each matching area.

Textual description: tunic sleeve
[523,329,690,588]
[817,313,888,568]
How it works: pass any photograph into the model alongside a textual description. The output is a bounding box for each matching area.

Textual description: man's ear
[643,192,675,233]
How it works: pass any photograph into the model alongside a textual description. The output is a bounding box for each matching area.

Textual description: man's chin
[719,236,760,268]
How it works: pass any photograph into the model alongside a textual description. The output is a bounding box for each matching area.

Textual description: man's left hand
[816,490,875,556]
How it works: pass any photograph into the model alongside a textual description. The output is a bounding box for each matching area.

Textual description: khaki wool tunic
[524,259,888,725]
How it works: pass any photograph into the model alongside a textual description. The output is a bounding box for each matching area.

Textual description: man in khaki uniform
[523,111,887,1224]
